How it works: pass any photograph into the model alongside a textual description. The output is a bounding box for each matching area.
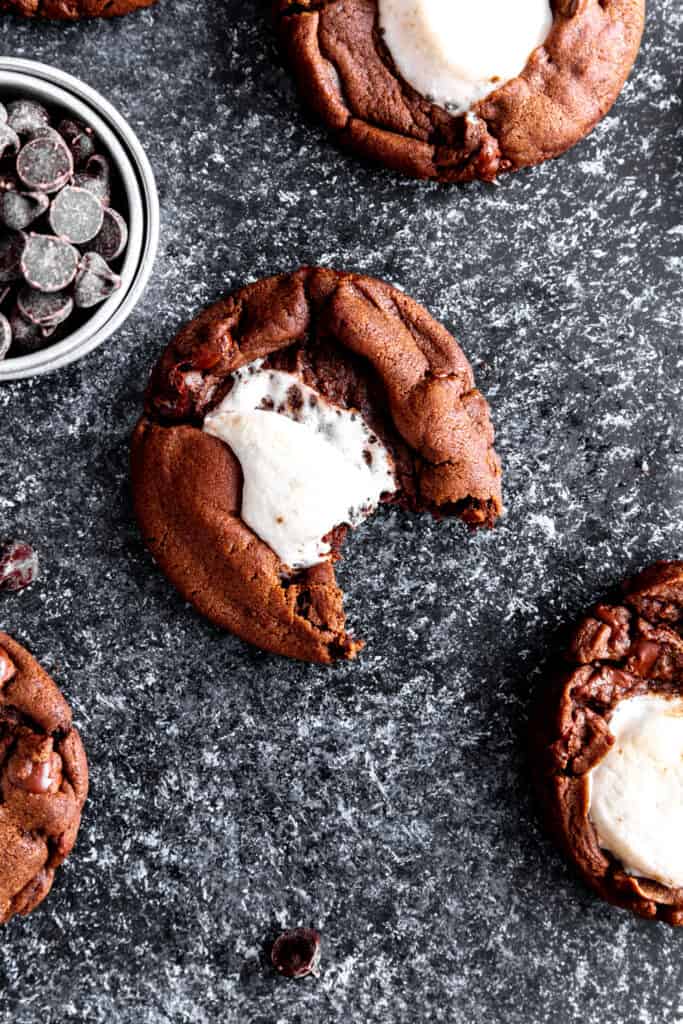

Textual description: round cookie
[132,266,503,663]
[0,0,154,17]
[534,561,683,925]
[275,0,645,183]
[0,632,88,924]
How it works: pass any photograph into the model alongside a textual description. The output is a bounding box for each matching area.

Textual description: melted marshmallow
[378,0,553,115]
[588,695,683,889]
[202,361,396,569]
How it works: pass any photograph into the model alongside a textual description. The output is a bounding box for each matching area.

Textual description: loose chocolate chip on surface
[57,119,96,167]
[21,234,80,293]
[6,99,50,137]
[271,928,322,979]
[49,186,104,245]
[0,190,49,231]
[0,312,10,359]
[0,122,20,160]
[91,206,128,261]
[0,540,38,592]
[74,251,121,308]
[16,136,73,193]
[0,230,25,283]
[17,286,73,327]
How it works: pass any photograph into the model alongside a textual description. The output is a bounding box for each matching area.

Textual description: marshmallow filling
[203,360,396,570]
[378,0,554,116]
[588,694,683,889]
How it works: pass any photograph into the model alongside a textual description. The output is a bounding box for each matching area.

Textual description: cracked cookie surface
[0,633,88,924]
[534,561,683,925]
[131,266,503,663]
[275,0,645,182]
[0,0,155,18]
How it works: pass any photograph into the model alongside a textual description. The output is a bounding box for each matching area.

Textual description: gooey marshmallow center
[202,360,396,570]
[588,694,683,889]
[378,0,554,115]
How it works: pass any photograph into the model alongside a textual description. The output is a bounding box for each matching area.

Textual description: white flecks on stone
[203,361,396,568]
[0,0,680,1019]
[378,0,553,115]
[589,695,683,889]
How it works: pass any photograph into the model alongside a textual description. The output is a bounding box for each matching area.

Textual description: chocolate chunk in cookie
[275,0,645,182]
[0,633,88,924]
[533,561,683,925]
[132,267,503,664]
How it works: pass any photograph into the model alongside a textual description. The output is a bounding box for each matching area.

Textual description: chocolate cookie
[534,561,683,925]
[132,267,502,663]
[0,0,154,17]
[0,633,88,924]
[275,0,645,183]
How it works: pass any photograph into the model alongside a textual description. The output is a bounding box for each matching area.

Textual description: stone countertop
[0,2,681,1022]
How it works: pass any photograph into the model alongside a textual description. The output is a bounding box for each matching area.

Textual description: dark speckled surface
[0,2,682,1021]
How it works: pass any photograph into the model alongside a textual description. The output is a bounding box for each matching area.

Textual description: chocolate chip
[0,190,49,231]
[271,928,321,979]
[49,186,104,245]
[0,312,10,359]
[0,123,20,161]
[57,118,96,167]
[9,308,46,352]
[16,136,73,194]
[73,251,121,308]
[0,172,18,192]
[73,153,111,205]
[21,234,79,293]
[72,171,110,206]
[26,125,64,144]
[0,230,25,283]
[91,207,128,261]
[17,286,73,327]
[6,747,61,794]
[0,539,39,591]
[6,99,50,137]
[84,153,110,184]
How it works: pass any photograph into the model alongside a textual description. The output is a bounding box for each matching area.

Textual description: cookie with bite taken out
[131,266,503,663]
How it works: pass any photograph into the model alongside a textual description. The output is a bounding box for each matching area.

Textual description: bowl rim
[0,58,159,381]
[0,69,144,372]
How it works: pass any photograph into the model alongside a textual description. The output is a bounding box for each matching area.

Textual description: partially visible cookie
[132,267,502,663]
[534,561,683,925]
[0,633,88,924]
[0,0,155,17]
[275,0,645,182]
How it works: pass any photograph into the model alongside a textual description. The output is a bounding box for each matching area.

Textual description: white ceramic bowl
[0,58,159,381]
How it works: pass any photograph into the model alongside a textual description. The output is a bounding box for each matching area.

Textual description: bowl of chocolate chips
[0,58,159,380]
